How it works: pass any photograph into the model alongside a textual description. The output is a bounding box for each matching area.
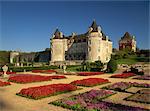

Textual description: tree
[107,59,117,73]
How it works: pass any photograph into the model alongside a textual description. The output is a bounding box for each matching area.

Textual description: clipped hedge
[6,66,58,72]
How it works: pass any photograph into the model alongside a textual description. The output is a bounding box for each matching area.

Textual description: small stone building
[119,32,136,52]
[50,20,112,65]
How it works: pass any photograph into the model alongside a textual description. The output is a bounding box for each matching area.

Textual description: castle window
[89,47,91,51]
[89,40,91,45]
[98,48,100,52]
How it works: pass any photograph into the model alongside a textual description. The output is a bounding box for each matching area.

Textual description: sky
[0,1,149,52]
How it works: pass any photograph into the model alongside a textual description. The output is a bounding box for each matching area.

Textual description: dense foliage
[0,66,59,72]
[79,60,104,72]
[106,59,117,73]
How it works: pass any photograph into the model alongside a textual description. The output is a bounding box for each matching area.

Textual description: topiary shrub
[107,59,117,73]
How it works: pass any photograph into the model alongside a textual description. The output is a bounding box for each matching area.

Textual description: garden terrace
[77,72,104,76]
[70,78,110,87]
[110,73,136,78]
[17,83,78,99]
[0,80,11,87]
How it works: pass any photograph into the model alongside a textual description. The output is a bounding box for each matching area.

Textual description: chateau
[119,32,136,52]
[50,20,112,65]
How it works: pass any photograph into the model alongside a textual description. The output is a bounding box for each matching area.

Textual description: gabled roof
[121,32,132,40]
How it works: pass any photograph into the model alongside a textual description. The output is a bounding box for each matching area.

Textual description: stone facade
[50,21,112,64]
[119,32,136,52]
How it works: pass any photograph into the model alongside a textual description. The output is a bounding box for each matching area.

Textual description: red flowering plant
[0,80,11,87]
[77,72,104,76]
[110,73,136,78]
[17,83,77,99]
[70,78,110,87]
[8,74,52,83]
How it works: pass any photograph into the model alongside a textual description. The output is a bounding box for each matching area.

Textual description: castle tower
[50,29,67,62]
[87,20,102,62]
[87,20,112,63]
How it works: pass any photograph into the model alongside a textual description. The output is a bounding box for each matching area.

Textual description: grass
[116,56,149,65]
[116,58,137,65]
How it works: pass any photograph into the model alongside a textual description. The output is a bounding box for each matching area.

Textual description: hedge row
[0,66,58,72]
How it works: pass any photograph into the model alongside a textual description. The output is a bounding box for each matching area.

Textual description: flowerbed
[77,72,104,76]
[129,82,150,88]
[133,75,150,80]
[51,89,148,111]
[0,80,11,87]
[32,70,57,73]
[8,74,52,83]
[125,89,150,104]
[17,83,77,99]
[102,82,131,92]
[102,82,150,92]
[110,73,136,78]
[70,78,110,87]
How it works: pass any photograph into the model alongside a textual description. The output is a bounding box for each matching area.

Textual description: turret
[87,20,112,63]
[50,29,67,62]
[87,20,103,62]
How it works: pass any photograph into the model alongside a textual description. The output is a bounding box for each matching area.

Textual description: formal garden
[0,58,150,111]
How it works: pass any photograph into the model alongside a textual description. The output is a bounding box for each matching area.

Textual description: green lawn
[116,58,137,65]
[116,56,149,65]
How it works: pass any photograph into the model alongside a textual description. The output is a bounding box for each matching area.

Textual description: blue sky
[1,1,149,52]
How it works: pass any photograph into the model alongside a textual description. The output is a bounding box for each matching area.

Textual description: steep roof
[90,20,98,32]
[53,29,63,39]
[121,32,132,40]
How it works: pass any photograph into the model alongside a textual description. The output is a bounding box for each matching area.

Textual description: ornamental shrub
[107,59,117,73]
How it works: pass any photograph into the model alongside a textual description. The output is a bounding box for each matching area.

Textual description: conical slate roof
[53,29,63,39]
[90,20,98,32]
